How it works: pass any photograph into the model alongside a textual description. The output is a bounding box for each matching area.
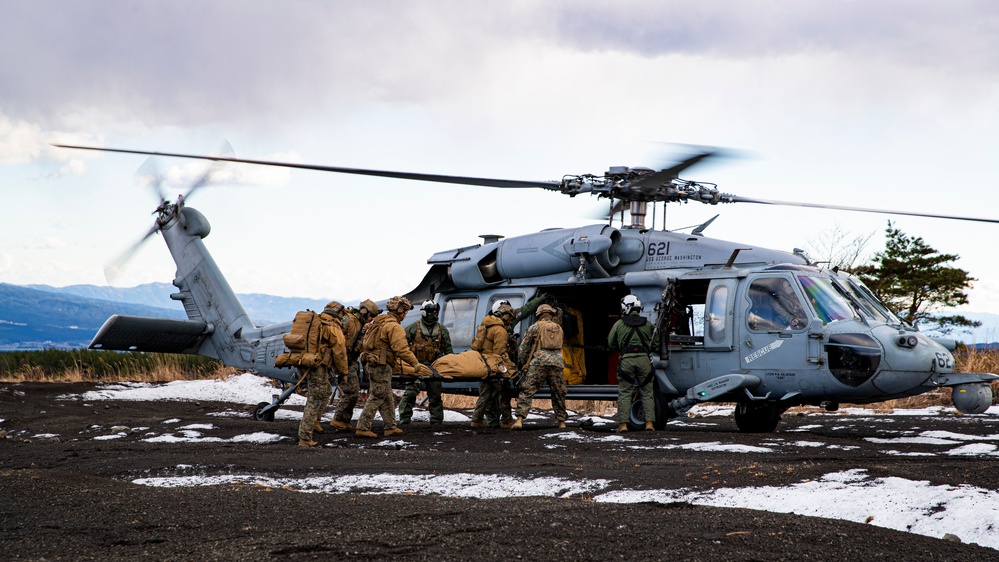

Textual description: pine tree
[853,222,979,334]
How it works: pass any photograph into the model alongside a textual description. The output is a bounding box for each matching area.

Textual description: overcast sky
[3,1,999,315]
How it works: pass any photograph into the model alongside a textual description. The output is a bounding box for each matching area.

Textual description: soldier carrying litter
[468,300,519,428]
[356,296,419,438]
[298,302,348,447]
[511,303,567,429]
[329,299,379,432]
[398,300,453,425]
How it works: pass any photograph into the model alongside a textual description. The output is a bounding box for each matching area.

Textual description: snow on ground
[597,468,999,551]
[66,373,306,406]
[135,472,611,500]
[133,468,999,550]
[60,373,999,550]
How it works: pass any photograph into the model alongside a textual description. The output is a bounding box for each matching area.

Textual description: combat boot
[469,420,487,429]
[298,439,319,447]
[384,427,405,437]
[511,417,523,430]
[312,421,324,434]
[330,419,353,431]
[500,420,515,429]
[616,423,628,433]
[355,428,378,438]
[558,421,566,429]
[645,422,655,431]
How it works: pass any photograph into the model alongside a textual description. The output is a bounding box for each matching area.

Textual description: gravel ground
[2,381,997,561]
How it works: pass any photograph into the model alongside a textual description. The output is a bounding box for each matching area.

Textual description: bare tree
[804,224,875,272]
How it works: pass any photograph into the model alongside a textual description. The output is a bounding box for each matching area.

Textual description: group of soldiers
[295,293,658,447]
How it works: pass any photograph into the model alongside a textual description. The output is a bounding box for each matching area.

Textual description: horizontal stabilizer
[89,315,209,354]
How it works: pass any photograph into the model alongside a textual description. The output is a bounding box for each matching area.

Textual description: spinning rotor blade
[104,223,160,285]
[54,144,562,191]
[631,151,717,189]
[726,196,999,224]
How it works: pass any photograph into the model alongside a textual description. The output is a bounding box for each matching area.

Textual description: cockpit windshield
[842,277,903,325]
[797,275,859,324]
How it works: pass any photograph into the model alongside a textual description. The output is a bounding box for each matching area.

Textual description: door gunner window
[442,297,478,348]
[747,277,808,332]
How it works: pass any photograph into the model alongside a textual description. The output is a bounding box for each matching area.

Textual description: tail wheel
[734,401,781,433]
[253,402,276,422]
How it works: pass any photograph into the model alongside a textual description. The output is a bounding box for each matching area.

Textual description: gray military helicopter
[57,143,999,432]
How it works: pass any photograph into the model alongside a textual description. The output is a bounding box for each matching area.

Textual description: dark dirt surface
[2,381,999,561]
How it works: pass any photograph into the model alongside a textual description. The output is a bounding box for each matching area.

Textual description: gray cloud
[1,1,996,133]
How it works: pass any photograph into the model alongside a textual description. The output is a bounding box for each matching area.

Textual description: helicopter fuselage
[89,205,997,432]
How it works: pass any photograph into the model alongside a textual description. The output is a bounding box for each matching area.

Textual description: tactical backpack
[360,314,392,365]
[470,324,487,352]
[538,320,563,350]
[274,310,323,368]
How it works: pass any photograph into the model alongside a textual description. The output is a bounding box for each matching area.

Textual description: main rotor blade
[54,144,563,191]
[632,151,716,189]
[727,196,999,224]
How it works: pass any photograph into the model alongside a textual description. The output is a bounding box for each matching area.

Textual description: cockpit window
[845,278,903,325]
[797,275,858,324]
[746,276,809,332]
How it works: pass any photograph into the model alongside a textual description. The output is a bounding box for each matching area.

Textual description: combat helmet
[386,296,413,313]
[323,301,345,317]
[536,304,556,318]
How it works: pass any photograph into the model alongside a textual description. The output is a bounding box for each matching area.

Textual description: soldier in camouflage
[608,294,656,432]
[480,294,550,428]
[511,304,567,429]
[356,296,419,438]
[330,298,379,431]
[469,300,518,428]
[398,300,453,425]
[298,302,348,446]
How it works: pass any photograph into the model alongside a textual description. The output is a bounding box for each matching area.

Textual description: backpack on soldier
[274,310,323,368]
[360,314,391,365]
[470,324,487,352]
[538,319,563,350]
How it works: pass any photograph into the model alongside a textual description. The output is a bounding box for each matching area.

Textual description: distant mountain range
[0,282,338,350]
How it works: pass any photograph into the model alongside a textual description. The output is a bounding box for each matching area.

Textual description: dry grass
[0,351,234,383]
[441,394,616,416]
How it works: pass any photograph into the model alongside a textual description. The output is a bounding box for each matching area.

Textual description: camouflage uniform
[398,319,452,424]
[514,316,567,422]
[608,311,656,424]
[332,307,366,426]
[357,305,419,433]
[470,314,516,426]
[482,295,548,426]
[298,310,348,443]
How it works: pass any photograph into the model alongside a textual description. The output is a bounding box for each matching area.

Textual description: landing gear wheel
[652,385,674,431]
[253,401,276,422]
[627,400,647,432]
[734,402,780,433]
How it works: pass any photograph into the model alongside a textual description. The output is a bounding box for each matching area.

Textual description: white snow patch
[72,374,305,406]
[93,433,126,441]
[595,469,999,551]
[946,443,998,456]
[134,472,610,499]
[31,433,59,439]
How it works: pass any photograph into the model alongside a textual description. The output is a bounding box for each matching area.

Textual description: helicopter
[56,143,999,432]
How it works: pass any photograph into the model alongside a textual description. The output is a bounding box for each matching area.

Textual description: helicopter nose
[868,327,953,394]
